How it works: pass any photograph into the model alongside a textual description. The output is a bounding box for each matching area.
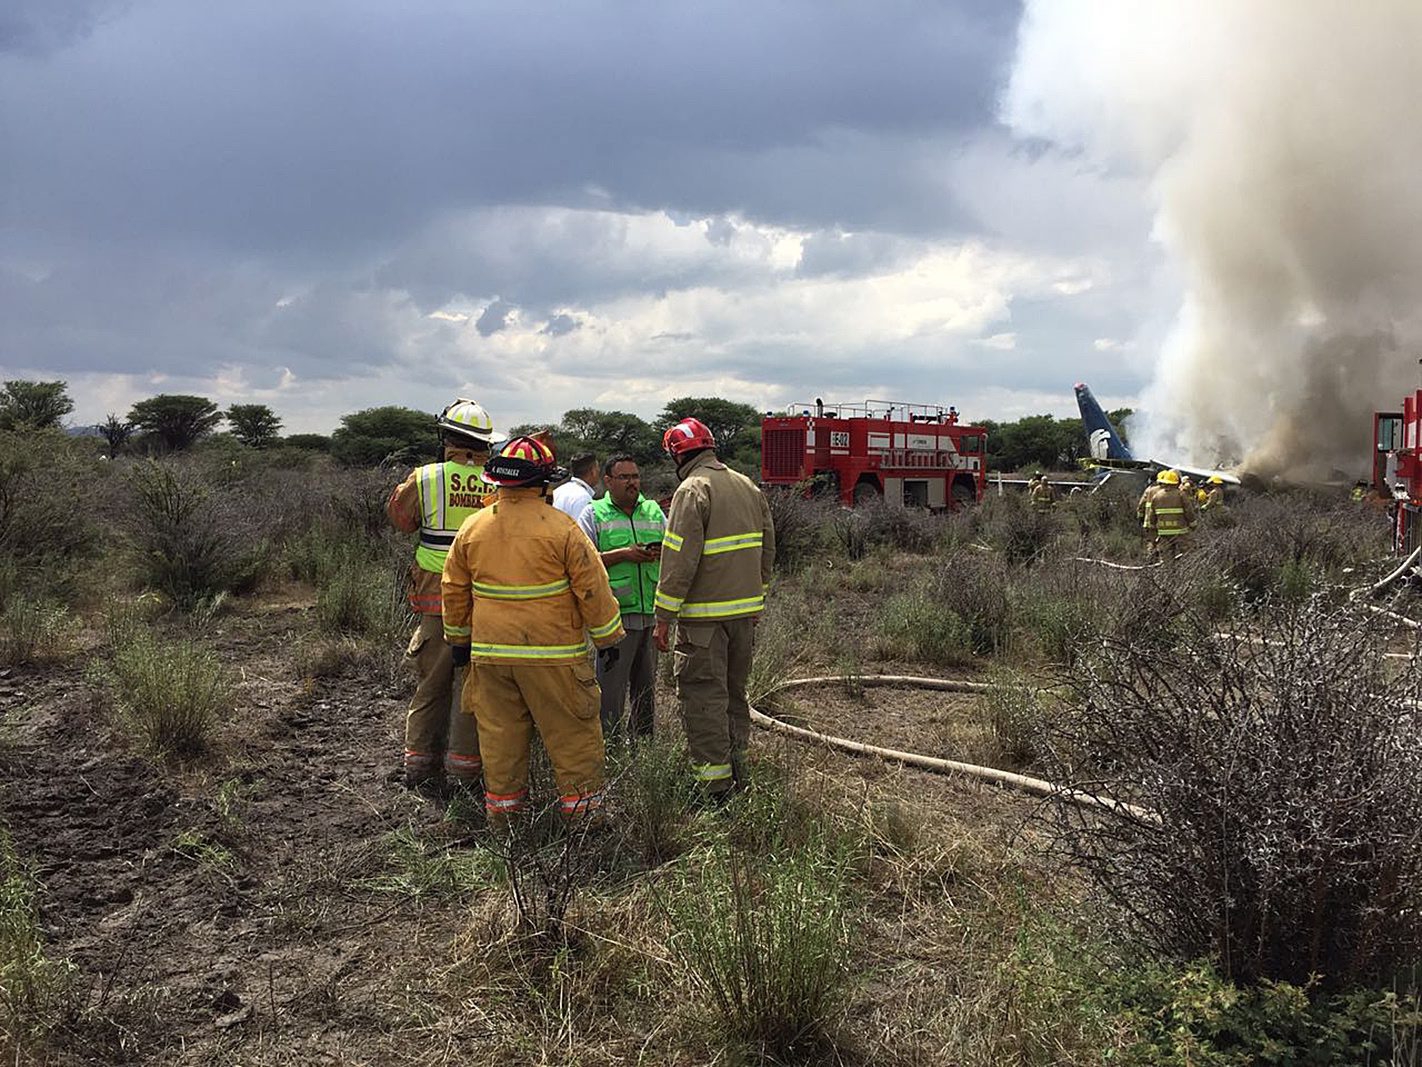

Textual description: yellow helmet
[1156,469,1180,485]
[1208,476,1224,485]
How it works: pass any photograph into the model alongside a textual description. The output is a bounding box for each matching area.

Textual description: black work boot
[405,769,446,799]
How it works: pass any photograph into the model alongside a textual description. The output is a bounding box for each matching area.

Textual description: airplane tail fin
[1074,382,1134,463]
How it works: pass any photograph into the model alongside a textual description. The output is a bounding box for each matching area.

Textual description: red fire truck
[760,398,988,509]
[1373,392,1422,554]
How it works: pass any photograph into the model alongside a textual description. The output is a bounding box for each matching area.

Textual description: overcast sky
[1,0,1169,434]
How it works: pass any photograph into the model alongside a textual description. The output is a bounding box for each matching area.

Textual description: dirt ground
[0,590,1036,1065]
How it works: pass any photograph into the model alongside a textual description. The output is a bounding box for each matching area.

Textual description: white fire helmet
[437,398,501,447]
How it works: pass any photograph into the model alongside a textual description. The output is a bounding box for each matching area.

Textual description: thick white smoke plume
[1007,1,1422,479]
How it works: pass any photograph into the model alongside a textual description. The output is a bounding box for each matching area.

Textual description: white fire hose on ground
[749,674,1156,824]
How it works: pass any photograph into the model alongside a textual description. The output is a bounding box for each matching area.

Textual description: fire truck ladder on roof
[783,400,955,422]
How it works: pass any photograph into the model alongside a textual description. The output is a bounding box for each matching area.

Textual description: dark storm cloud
[475,300,514,337]
[541,314,580,338]
[6,0,1165,435]
[0,0,1021,260]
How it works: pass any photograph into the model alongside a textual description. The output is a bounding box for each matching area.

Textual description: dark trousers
[597,626,656,740]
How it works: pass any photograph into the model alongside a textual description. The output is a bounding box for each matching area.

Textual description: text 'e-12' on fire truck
[761,398,987,510]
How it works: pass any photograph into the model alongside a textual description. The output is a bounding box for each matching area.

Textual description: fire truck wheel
[853,480,881,506]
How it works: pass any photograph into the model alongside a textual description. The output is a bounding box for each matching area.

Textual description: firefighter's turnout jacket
[1138,484,1196,538]
[387,445,493,615]
[441,488,625,664]
[653,452,776,623]
[441,486,625,819]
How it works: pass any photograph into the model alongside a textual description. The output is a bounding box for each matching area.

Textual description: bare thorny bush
[1044,598,1422,991]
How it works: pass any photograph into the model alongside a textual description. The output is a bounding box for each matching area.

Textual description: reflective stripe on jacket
[1141,485,1195,536]
[441,487,625,665]
[654,451,776,622]
[588,494,666,616]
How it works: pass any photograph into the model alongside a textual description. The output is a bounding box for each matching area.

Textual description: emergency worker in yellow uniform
[441,436,625,824]
[1203,476,1227,511]
[1137,469,1196,561]
[1029,472,1057,511]
[386,398,499,791]
[653,418,776,801]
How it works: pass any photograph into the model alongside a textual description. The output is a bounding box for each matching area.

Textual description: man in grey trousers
[577,454,667,740]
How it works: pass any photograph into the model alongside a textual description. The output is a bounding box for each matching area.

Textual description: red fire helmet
[661,417,716,458]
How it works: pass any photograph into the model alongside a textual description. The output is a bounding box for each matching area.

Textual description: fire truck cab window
[960,435,982,453]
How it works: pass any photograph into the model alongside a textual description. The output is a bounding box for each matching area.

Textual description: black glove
[597,645,620,671]
[449,643,471,668]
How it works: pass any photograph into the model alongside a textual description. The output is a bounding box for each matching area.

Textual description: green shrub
[978,493,1059,565]
[962,899,1420,1066]
[666,838,854,1061]
[316,564,401,636]
[1203,493,1387,602]
[765,488,834,575]
[930,552,1010,654]
[0,830,73,1053]
[983,672,1052,769]
[109,629,232,757]
[844,555,891,592]
[0,558,16,610]
[1277,558,1314,603]
[0,597,69,666]
[1021,594,1098,666]
[124,460,266,609]
[874,589,976,667]
[608,737,696,866]
[0,430,100,602]
[1112,963,1421,1067]
[285,525,367,584]
[746,593,817,708]
[832,500,943,559]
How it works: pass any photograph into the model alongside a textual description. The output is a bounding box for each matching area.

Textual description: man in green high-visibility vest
[578,454,666,741]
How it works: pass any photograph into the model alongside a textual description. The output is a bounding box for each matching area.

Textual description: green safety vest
[415,460,490,574]
[588,494,665,616]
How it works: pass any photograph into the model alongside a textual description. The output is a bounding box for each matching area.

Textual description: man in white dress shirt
[552,452,600,520]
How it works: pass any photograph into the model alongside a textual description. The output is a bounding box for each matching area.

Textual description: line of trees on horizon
[0,378,1130,474]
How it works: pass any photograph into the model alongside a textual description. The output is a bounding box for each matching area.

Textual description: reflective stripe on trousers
[485,788,528,813]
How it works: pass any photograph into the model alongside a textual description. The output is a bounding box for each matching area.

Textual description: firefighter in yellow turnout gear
[1203,475,1227,511]
[1029,472,1057,511]
[441,436,625,823]
[387,398,499,790]
[1137,469,1197,561]
[653,418,776,800]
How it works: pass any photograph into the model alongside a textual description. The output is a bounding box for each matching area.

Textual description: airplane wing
[1165,461,1241,487]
